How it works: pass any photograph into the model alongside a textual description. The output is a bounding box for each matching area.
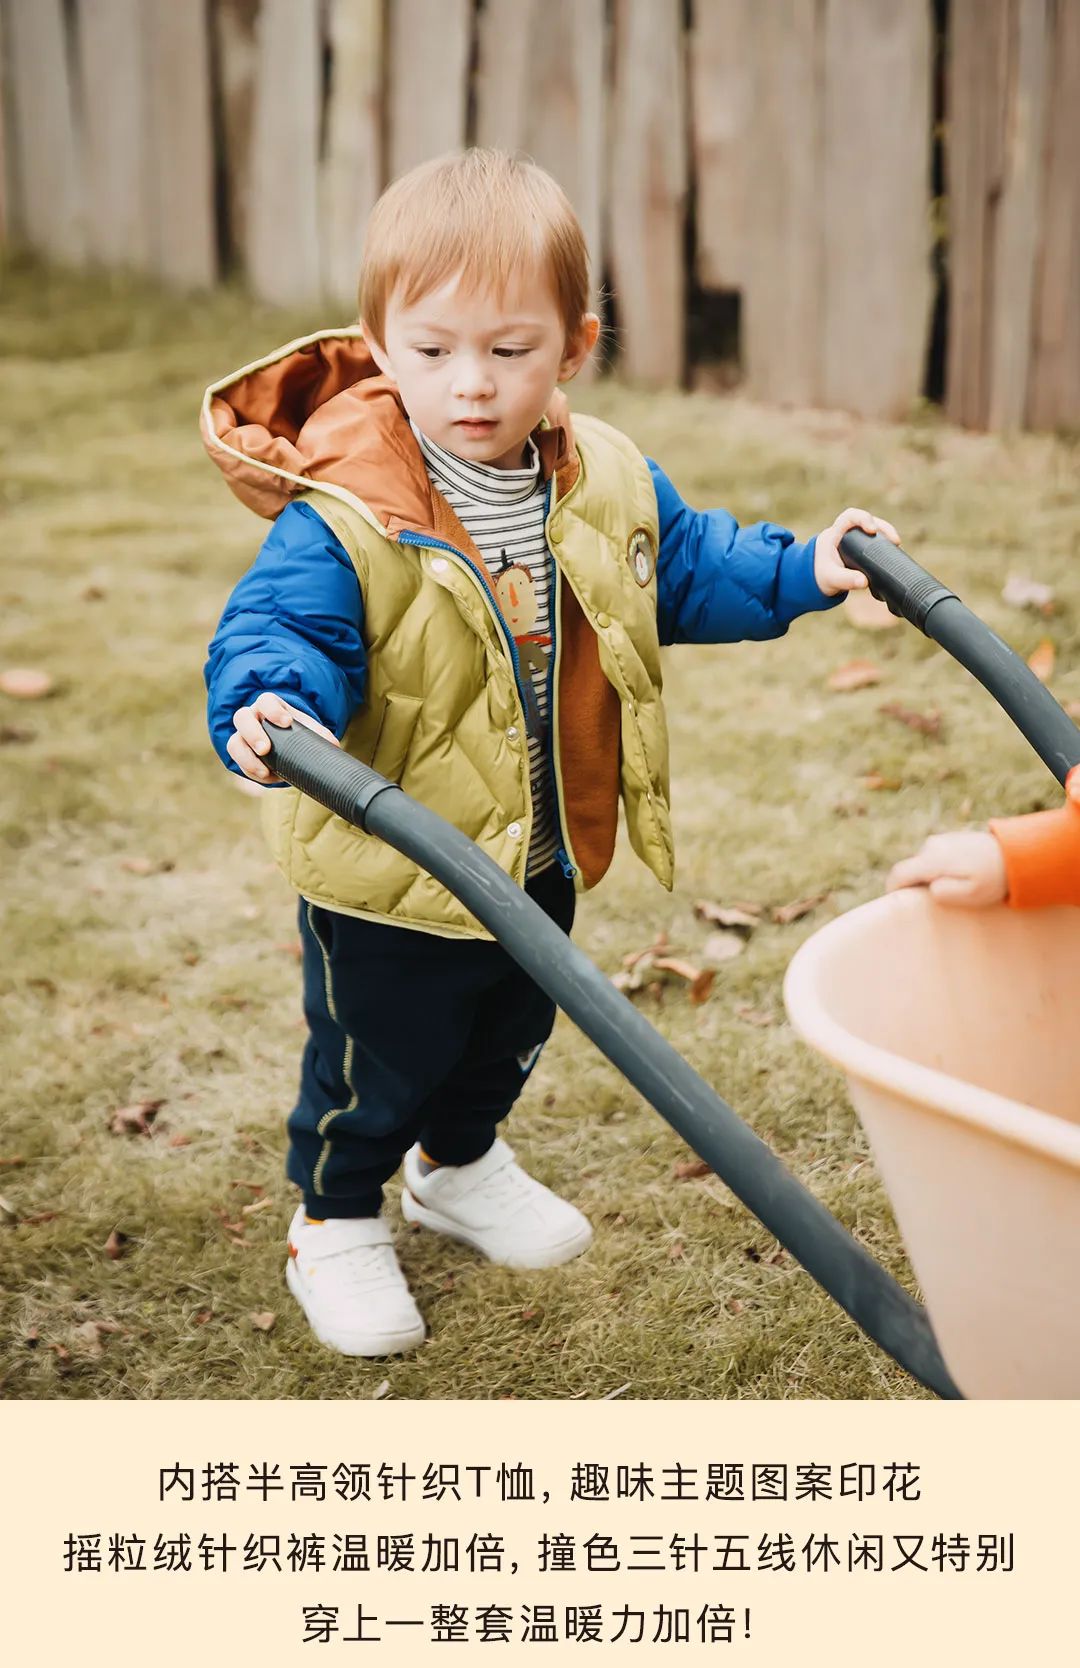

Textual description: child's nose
[452,357,496,400]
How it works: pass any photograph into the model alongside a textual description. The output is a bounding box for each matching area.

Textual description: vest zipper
[396,530,536,737]
[543,480,578,881]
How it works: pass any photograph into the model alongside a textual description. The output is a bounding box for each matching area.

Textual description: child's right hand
[885,830,1008,908]
[228,692,340,785]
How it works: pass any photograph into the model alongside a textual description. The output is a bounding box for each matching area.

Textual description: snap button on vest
[431,557,449,573]
[596,611,611,629]
[507,821,523,839]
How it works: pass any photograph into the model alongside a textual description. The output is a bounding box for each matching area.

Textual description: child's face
[364,266,598,469]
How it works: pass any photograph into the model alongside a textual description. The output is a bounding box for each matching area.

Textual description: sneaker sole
[400,1190,593,1269]
[285,1258,426,1357]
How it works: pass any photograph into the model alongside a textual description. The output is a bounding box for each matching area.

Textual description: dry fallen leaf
[651,957,716,1004]
[73,1321,108,1356]
[109,1099,165,1138]
[844,589,901,630]
[622,930,671,971]
[0,667,54,699]
[734,1004,775,1028]
[121,856,174,876]
[673,1158,712,1181]
[0,1156,26,1171]
[693,900,762,930]
[1028,639,1056,683]
[880,701,943,739]
[168,1133,192,1149]
[21,1210,60,1225]
[103,1228,129,1260]
[827,658,883,693]
[668,1241,686,1261]
[863,772,903,792]
[701,930,746,965]
[771,893,828,925]
[1002,575,1055,614]
[0,1194,18,1224]
[250,1310,276,1332]
[372,1379,391,1400]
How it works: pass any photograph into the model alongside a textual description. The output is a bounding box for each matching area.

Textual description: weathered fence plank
[143,0,217,287]
[945,0,1010,429]
[690,0,755,294]
[387,0,471,182]
[741,0,821,407]
[947,0,1056,430]
[0,0,10,247]
[1027,0,1080,430]
[78,0,150,270]
[988,0,1051,430]
[245,0,322,305]
[475,0,607,311]
[609,0,687,386]
[320,0,384,309]
[821,0,933,420]
[213,0,260,273]
[3,0,84,261]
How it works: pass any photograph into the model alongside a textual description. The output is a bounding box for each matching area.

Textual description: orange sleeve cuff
[990,777,1080,909]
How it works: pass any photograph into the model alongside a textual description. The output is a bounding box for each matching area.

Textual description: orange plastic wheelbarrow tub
[784,889,1079,1399]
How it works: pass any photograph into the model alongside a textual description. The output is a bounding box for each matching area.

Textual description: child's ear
[558,312,601,383]
[360,320,394,380]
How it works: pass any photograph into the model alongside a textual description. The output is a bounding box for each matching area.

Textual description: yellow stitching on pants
[306,903,359,1196]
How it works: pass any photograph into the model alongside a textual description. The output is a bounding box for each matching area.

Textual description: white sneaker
[285,1207,426,1357]
[401,1138,593,1268]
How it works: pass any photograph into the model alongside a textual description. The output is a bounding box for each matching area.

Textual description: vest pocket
[370,692,422,784]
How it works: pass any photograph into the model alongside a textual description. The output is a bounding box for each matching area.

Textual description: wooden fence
[1,0,1077,429]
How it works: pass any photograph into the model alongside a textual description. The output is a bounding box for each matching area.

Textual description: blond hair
[358,148,591,346]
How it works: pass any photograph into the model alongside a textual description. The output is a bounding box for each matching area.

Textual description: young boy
[203,148,900,1358]
[887,768,1080,908]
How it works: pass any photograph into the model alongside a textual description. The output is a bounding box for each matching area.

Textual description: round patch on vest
[628,527,656,587]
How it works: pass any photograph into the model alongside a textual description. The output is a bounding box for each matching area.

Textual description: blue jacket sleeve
[648,459,842,646]
[204,500,367,776]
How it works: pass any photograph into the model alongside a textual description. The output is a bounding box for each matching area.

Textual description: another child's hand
[886,831,1008,908]
[228,692,340,785]
[814,507,901,596]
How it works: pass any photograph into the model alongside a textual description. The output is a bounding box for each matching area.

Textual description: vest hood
[201,329,577,534]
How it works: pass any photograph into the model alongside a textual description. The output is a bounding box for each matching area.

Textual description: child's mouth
[455,419,497,434]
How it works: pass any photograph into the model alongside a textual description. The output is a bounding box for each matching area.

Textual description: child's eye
[493,347,531,358]
[415,347,446,359]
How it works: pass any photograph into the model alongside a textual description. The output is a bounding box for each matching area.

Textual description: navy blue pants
[286,865,576,1217]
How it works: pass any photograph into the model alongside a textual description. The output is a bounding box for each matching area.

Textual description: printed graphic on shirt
[494,555,551,680]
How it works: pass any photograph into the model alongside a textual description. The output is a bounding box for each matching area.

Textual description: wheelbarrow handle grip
[259,718,400,830]
[839,530,1080,784]
[838,528,956,630]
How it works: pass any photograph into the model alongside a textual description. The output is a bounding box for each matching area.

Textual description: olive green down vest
[263,414,674,938]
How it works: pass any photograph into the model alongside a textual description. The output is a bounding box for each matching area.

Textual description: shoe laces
[303,1237,402,1297]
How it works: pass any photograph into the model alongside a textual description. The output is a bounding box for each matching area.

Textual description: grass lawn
[2,259,1077,1401]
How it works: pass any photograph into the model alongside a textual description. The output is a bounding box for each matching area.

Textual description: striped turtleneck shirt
[413,423,560,877]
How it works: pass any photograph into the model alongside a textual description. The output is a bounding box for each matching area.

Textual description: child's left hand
[814,507,902,596]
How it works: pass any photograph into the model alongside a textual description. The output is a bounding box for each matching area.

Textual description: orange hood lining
[201,329,580,535]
